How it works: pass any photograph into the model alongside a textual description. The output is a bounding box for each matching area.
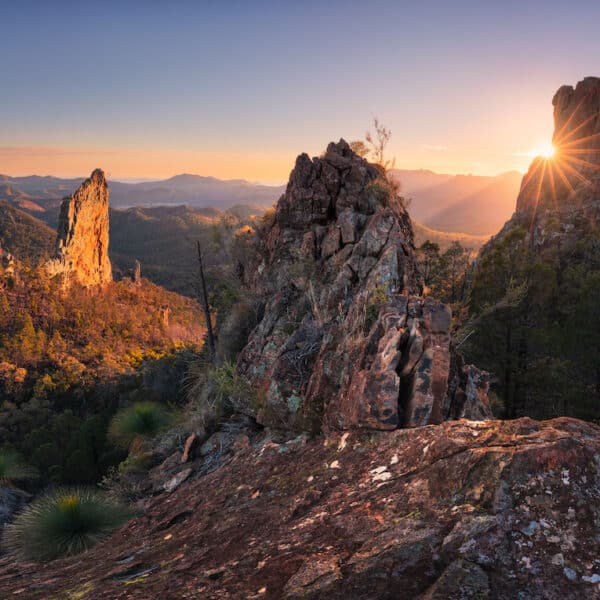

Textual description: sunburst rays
[519,94,600,223]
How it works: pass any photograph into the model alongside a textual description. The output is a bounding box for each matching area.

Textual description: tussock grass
[3,487,131,561]
[108,402,174,450]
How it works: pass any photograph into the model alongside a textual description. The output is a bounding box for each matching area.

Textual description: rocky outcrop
[46,169,112,287]
[516,76,600,217]
[481,77,600,262]
[238,140,490,431]
[2,417,599,599]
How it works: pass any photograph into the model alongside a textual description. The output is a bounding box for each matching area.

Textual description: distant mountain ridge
[0,173,285,213]
[0,168,522,237]
[390,168,522,235]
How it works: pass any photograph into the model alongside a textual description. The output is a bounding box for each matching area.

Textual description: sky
[2,0,600,182]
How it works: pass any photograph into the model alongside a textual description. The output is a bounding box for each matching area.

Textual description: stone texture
[238,140,490,431]
[3,417,600,599]
[46,169,112,287]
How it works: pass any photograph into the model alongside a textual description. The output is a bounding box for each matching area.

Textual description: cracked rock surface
[238,139,490,431]
[2,417,599,599]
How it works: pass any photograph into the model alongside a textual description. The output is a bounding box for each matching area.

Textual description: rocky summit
[1,417,599,599]
[238,140,491,431]
[516,76,600,217]
[46,168,112,287]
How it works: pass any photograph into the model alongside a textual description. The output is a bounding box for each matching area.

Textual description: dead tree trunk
[196,240,216,361]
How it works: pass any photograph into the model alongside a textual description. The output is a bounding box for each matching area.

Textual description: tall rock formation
[469,77,600,421]
[46,169,112,287]
[516,76,600,217]
[238,140,491,431]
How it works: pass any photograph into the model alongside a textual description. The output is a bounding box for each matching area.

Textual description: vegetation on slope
[0,200,55,262]
[0,262,204,486]
[3,487,131,561]
[464,222,600,421]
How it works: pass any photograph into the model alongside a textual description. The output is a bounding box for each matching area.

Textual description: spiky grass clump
[108,402,174,450]
[0,449,37,484]
[3,487,131,561]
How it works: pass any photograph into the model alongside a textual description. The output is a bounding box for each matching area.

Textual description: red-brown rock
[2,417,599,599]
[238,140,490,431]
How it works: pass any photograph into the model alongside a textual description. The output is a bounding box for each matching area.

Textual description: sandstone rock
[163,468,192,493]
[419,559,489,600]
[46,169,112,287]
[132,259,142,286]
[238,140,490,431]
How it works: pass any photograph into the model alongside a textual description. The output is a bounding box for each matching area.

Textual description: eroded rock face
[46,169,112,287]
[238,140,490,430]
[3,417,599,599]
[516,76,600,216]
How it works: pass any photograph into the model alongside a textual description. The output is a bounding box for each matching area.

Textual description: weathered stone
[181,433,198,463]
[163,467,192,493]
[0,486,29,531]
[46,169,112,287]
[516,77,600,215]
[321,227,341,258]
[238,140,491,431]
[2,418,600,599]
[420,559,490,600]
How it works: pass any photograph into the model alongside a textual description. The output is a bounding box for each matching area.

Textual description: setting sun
[526,142,556,159]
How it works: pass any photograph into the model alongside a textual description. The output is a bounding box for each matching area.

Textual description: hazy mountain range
[0,168,522,237]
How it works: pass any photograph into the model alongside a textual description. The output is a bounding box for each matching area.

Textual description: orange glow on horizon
[0,142,549,182]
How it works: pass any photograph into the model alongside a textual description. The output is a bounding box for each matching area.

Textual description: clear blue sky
[2,0,599,180]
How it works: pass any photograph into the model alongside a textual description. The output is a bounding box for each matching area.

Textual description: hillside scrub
[108,402,175,450]
[0,264,204,486]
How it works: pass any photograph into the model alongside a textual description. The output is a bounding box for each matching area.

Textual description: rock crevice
[238,140,491,430]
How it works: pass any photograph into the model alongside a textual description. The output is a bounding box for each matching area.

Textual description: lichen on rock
[237,139,491,431]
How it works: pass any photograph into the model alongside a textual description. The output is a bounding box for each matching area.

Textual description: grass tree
[108,402,174,450]
[3,487,131,561]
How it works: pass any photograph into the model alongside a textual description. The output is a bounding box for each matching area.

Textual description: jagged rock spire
[47,168,112,287]
[517,77,600,215]
[237,140,491,431]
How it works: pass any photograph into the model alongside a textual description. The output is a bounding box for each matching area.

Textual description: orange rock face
[46,168,112,287]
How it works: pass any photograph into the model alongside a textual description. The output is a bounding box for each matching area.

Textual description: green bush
[3,487,131,561]
[365,285,389,330]
[185,360,255,429]
[0,449,37,483]
[108,402,174,450]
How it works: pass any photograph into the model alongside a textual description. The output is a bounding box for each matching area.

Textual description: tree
[417,241,441,288]
[349,140,369,158]
[365,117,395,170]
[196,240,216,361]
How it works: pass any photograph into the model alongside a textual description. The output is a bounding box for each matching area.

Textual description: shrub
[3,487,131,561]
[185,360,255,429]
[365,285,389,330]
[0,449,37,484]
[364,178,407,215]
[108,402,174,450]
